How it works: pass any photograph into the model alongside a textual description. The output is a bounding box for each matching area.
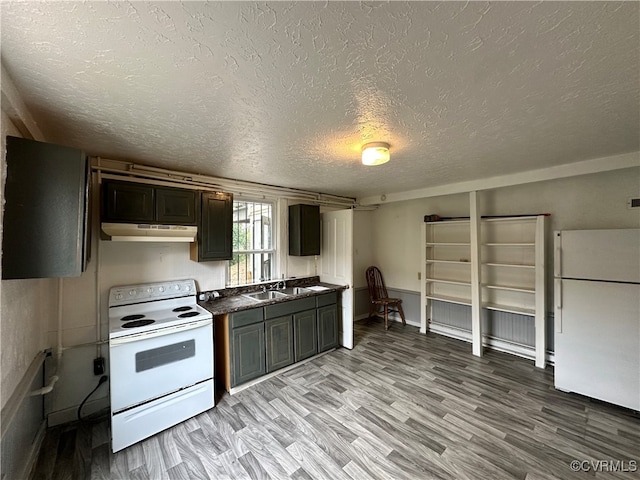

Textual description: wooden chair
[365,266,406,330]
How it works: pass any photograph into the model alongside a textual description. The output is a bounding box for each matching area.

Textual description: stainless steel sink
[243,290,288,301]
[280,286,311,295]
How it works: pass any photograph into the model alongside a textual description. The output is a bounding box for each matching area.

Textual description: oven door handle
[110,319,212,346]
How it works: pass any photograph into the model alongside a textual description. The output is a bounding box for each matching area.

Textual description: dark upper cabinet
[2,136,89,279]
[102,180,196,225]
[289,204,320,256]
[103,180,154,223]
[191,191,233,262]
[156,187,197,224]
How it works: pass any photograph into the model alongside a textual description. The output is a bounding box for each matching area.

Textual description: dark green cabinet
[231,321,265,387]
[103,181,154,223]
[2,136,89,279]
[294,309,318,361]
[156,187,197,224]
[102,180,196,225]
[317,292,339,352]
[265,316,294,372]
[289,204,320,256]
[317,304,339,352]
[224,292,339,390]
[192,191,233,261]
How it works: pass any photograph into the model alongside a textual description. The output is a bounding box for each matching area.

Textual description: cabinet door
[156,187,196,225]
[317,304,339,352]
[196,192,233,261]
[294,309,318,362]
[289,204,320,256]
[2,136,89,279]
[265,316,294,373]
[103,180,155,223]
[231,323,265,387]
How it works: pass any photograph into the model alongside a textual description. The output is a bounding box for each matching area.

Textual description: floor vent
[627,197,640,209]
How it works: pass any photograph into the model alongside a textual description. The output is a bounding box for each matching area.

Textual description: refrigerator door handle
[554,279,562,333]
[553,231,562,278]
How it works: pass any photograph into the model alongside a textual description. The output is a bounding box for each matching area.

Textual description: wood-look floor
[32,320,639,480]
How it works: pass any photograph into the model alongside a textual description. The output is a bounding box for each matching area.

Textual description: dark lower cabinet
[265,316,294,372]
[294,309,318,362]
[317,304,339,352]
[231,322,265,387]
[192,191,233,261]
[219,291,341,391]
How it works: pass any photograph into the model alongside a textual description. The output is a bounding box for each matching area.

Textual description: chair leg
[384,304,389,330]
[398,303,406,326]
[367,303,375,321]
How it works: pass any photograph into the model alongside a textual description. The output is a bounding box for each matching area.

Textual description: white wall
[367,167,640,296]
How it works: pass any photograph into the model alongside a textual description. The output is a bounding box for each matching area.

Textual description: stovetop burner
[173,306,193,312]
[122,319,156,328]
[109,279,212,339]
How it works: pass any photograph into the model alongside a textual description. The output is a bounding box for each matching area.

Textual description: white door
[320,209,354,349]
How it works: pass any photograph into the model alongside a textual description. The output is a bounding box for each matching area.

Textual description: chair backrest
[365,266,389,301]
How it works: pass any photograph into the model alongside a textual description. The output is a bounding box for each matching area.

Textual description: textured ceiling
[1,1,638,200]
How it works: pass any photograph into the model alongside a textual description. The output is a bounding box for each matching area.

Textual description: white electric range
[108,279,214,452]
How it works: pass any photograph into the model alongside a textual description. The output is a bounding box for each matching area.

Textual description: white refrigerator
[554,229,640,410]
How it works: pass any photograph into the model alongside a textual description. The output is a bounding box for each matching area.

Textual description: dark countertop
[199,281,347,316]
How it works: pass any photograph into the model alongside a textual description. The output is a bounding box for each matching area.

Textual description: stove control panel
[109,279,196,307]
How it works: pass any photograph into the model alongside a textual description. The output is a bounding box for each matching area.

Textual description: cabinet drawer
[230,308,264,328]
[265,297,316,319]
[316,292,338,307]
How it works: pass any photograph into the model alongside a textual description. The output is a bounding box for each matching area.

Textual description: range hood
[101,223,197,242]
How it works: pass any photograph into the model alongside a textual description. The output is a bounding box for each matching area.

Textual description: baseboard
[429,322,555,365]
[355,312,420,328]
[48,396,110,427]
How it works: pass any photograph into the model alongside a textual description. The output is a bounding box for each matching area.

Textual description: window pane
[229,200,275,286]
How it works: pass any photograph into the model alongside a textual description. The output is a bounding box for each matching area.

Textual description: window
[228,200,275,286]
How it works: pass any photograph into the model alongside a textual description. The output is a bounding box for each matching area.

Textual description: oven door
[109,319,213,412]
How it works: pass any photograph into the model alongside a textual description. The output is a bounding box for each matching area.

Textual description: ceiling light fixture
[361,142,390,166]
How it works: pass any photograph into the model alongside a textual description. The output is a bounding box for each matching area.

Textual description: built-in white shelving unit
[420,213,547,368]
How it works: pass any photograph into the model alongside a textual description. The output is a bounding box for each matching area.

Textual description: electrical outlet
[93,357,105,375]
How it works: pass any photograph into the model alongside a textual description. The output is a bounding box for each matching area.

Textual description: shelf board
[425,294,472,306]
[481,216,538,223]
[425,219,470,225]
[425,278,471,286]
[483,243,535,247]
[483,262,535,269]
[425,242,471,246]
[483,302,535,316]
[483,284,534,293]
[426,259,472,265]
